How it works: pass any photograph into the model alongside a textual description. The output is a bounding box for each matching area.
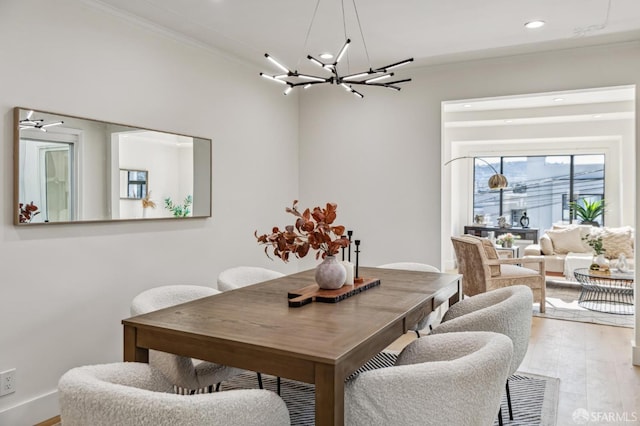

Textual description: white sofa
[524,224,634,278]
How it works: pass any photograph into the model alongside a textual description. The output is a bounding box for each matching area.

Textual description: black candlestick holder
[347,230,353,262]
[354,239,364,283]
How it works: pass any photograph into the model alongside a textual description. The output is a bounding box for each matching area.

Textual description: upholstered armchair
[431,285,533,423]
[451,235,546,312]
[58,362,290,426]
[345,331,513,426]
[130,285,244,393]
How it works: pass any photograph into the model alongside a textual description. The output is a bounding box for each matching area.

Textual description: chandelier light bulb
[524,20,545,29]
[265,54,289,73]
[335,39,351,64]
[365,73,393,84]
[260,73,287,85]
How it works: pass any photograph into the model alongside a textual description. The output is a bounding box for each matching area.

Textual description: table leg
[449,278,463,306]
[315,363,344,426]
[123,324,149,362]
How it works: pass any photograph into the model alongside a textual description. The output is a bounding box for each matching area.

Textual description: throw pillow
[546,227,586,254]
[465,235,500,277]
[599,226,633,259]
[539,234,554,255]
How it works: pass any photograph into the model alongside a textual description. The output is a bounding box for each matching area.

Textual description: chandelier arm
[373,58,414,72]
[347,78,411,86]
[289,79,333,88]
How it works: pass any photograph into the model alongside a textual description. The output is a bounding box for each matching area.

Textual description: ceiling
[96,0,640,75]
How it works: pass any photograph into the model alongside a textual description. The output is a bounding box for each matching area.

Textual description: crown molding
[80,0,257,69]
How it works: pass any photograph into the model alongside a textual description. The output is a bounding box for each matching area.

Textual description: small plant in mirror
[164,195,192,217]
[255,200,350,262]
[19,201,40,223]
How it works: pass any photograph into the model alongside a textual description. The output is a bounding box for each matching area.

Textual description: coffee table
[573,268,635,315]
[122,267,462,425]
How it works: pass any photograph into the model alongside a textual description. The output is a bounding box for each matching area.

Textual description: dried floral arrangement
[255,200,350,262]
[141,191,156,209]
[19,201,40,223]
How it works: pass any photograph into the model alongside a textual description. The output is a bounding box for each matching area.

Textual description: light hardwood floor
[389,317,640,425]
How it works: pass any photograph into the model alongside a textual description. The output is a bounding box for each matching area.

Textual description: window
[473,154,605,230]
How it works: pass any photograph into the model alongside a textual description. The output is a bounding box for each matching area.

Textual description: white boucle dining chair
[344,331,513,426]
[58,362,290,426]
[217,266,285,292]
[377,262,441,336]
[430,285,533,424]
[130,285,243,393]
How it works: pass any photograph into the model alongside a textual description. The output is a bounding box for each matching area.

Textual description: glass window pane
[473,158,501,225]
[472,154,603,234]
[573,154,605,226]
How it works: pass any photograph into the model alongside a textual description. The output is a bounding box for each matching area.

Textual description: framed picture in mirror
[120,169,148,200]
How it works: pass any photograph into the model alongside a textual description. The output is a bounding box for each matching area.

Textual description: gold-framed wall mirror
[14,107,212,225]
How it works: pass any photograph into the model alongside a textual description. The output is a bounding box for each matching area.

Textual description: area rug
[534,280,634,328]
[220,352,559,426]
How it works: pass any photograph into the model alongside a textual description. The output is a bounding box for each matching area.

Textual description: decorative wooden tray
[287,277,381,308]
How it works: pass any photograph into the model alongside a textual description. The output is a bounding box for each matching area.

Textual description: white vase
[594,254,608,267]
[315,255,346,290]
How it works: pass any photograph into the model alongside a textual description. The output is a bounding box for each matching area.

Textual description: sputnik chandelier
[19,110,63,132]
[260,0,413,98]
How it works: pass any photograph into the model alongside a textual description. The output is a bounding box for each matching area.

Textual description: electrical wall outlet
[0,369,16,396]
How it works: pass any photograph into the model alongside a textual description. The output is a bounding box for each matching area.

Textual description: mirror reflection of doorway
[43,146,72,221]
[19,138,76,222]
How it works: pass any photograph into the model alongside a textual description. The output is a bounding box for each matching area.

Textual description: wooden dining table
[122,266,462,426]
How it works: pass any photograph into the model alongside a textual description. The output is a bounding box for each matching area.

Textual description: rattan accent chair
[451,235,546,312]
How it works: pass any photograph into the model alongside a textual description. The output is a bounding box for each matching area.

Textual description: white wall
[299,41,639,358]
[0,0,300,423]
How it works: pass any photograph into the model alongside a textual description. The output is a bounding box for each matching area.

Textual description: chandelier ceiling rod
[259,0,413,98]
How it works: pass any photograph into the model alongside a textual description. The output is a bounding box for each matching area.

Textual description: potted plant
[496,232,519,248]
[164,195,192,217]
[582,233,608,269]
[569,198,604,226]
[255,200,350,289]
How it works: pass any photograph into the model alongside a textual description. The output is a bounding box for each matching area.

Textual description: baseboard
[0,390,58,426]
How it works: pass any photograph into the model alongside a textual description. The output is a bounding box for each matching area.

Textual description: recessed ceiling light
[319,53,333,60]
[593,114,602,118]
[505,119,514,123]
[524,20,546,29]
[553,97,564,102]
[463,104,472,108]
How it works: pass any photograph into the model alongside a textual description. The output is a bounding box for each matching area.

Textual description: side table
[573,268,635,315]
[496,246,520,259]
